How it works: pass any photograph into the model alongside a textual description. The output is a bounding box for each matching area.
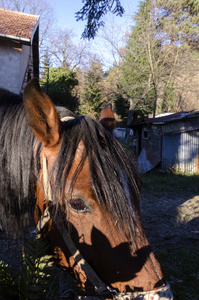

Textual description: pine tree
[119,0,194,117]
[156,0,199,51]
[80,59,103,118]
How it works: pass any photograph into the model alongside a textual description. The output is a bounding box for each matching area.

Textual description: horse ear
[23,78,61,147]
[98,104,116,133]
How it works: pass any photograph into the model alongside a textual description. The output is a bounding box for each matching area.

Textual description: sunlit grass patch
[176,195,199,224]
[142,171,199,195]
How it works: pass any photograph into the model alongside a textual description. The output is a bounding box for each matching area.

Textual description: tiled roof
[0,8,39,42]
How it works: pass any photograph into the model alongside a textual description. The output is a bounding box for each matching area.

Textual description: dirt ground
[140,190,199,251]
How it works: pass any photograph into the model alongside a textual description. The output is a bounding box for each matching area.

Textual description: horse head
[22,79,173,299]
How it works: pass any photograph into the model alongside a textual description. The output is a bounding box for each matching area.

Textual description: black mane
[0,88,141,244]
[0,89,35,236]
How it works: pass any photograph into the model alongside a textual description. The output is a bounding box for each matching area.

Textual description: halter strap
[36,155,52,233]
[57,222,116,296]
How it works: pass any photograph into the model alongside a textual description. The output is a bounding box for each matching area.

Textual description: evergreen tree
[156,0,199,51]
[79,59,103,118]
[120,0,159,117]
[119,0,196,117]
[41,49,50,92]
[76,0,124,39]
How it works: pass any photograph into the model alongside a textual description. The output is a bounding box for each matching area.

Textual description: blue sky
[49,0,140,67]
[52,0,140,38]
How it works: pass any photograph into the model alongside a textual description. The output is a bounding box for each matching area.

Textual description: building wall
[135,117,199,174]
[162,131,199,174]
[0,38,30,94]
[141,125,162,157]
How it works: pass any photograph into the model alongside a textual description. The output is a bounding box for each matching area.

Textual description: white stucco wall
[0,39,31,94]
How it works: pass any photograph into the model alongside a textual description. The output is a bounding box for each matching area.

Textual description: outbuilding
[0,8,39,94]
[130,111,199,174]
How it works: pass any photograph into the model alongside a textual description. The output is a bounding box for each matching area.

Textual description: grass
[157,249,199,300]
[141,170,199,195]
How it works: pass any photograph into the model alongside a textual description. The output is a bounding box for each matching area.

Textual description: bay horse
[0,79,173,299]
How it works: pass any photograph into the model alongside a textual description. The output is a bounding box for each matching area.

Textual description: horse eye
[69,198,88,213]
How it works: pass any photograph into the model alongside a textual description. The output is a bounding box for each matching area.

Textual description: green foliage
[114,94,129,119]
[41,67,79,113]
[119,0,199,117]
[75,0,124,39]
[0,261,19,299]
[79,60,103,118]
[157,248,199,300]
[142,171,199,195]
[0,235,59,299]
[19,235,58,299]
[162,80,176,112]
[156,0,199,51]
[119,0,159,116]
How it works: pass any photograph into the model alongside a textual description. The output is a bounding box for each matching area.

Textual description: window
[142,128,148,139]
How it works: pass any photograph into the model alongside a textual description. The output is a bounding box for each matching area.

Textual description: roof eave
[0,33,31,45]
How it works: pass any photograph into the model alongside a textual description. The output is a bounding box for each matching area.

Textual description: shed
[130,111,199,174]
[0,8,40,94]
